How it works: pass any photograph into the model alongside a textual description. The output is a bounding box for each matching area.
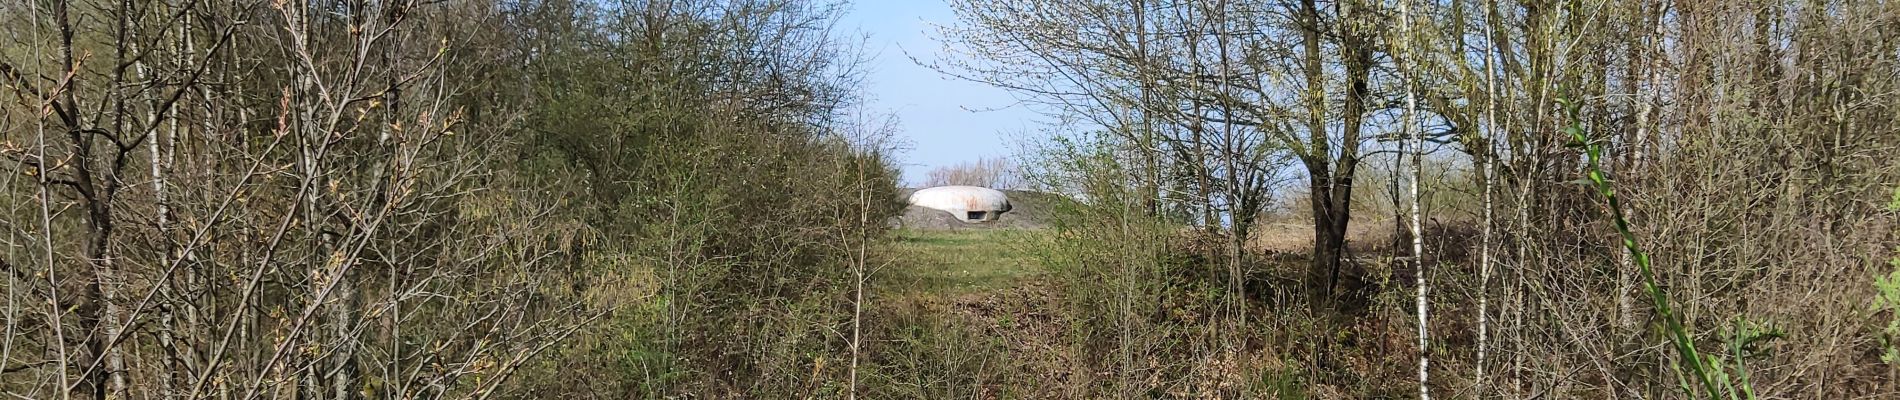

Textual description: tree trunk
[1307,169,1353,304]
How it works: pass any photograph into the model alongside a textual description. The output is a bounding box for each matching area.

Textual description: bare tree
[2,1,592,398]
[1394,0,1428,397]
[922,156,1020,189]
[1473,0,1500,393]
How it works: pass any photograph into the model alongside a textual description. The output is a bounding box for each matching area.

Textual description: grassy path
[862,228,1072,398]
[882,229,1045,296]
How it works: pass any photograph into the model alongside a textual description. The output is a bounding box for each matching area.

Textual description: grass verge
[882,228,1045,296]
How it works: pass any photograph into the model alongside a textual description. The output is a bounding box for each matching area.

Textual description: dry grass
[864,228,1080,398]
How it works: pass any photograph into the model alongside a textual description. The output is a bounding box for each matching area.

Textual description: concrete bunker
[907,186,1012,223]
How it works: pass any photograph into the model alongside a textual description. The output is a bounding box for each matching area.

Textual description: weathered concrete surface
[907,186,1012,222]
[895,188,1058,230]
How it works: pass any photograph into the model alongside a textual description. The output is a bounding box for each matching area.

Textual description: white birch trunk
[1399,0,1429,398]
[1476,2,1499,395]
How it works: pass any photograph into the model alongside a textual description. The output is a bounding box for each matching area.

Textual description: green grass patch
[881,229,1046,296]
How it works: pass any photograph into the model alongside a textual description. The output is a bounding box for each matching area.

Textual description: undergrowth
[1563,98,1768,400]
[1876,187,1900,364]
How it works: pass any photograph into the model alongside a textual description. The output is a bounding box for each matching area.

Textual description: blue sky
[840,1,1039,186]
